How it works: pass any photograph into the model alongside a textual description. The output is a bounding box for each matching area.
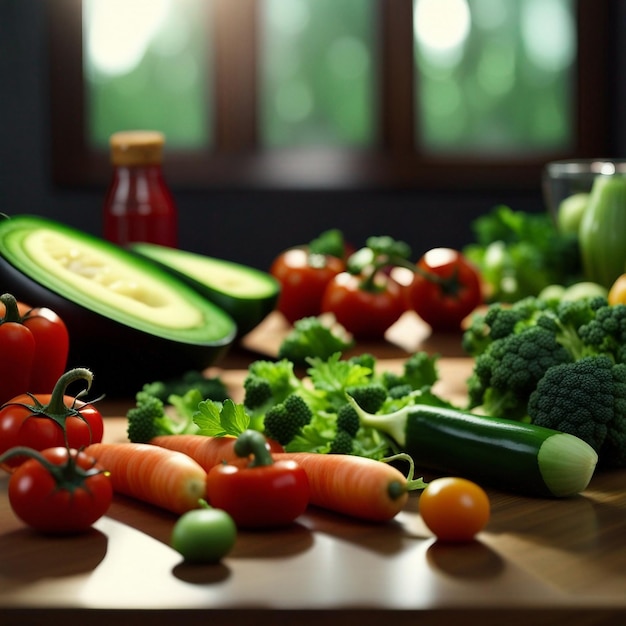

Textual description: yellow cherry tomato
[419,477,490,543]
[608,273,626,306]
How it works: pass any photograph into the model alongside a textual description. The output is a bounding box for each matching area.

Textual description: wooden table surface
[1,312,625,626]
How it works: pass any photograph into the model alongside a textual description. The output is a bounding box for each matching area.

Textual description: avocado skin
[0,255,233,397]
[130,245,280,336]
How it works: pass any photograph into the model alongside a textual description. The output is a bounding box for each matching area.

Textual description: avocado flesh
[130,242,280,335]
[0,216,237,395]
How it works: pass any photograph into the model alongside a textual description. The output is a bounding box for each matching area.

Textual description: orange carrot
[84,442,207,515]
[273,452,411,522]
[149,434,244,470]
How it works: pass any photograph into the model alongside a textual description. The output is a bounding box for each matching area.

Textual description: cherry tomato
[608,273,626,306]
[270,247,345,324]
[321,271,406,339]
[418,477,490,543]
[0,368,104,471]
[408,248,482,331]
[171,502,237,563]
[7,446,113,534]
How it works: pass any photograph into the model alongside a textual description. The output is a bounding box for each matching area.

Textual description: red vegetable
[207,430,310,528]
[270,247,345,324]
[0,446,113,534]
[0,368,104,471]
[408,248,482,331]
[321,270,406,339]
[0,293,69,403]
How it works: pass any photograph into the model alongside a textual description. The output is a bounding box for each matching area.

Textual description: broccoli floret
[127,388,202,443]
[243,375,273,410]
[528,355,626,467]
[329,430,354,455]
[468,324,573,419]
[336,403,360,437]
[388,383,413,399]
[277,316,354,364]
[402,351,440,389]
[577,303,626,361]
[345,383,387,414]
[263,394,313,445]
[242,359,301,413]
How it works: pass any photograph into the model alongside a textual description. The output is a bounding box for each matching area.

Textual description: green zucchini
[348,399,598,498]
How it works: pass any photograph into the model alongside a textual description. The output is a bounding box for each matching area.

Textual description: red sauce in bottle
[103,130,178,247]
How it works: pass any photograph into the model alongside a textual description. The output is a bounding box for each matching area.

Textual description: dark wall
[1,0,625,272]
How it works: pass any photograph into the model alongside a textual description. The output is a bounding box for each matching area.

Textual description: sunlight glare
[414,0,471,54]
[84,0,171,76]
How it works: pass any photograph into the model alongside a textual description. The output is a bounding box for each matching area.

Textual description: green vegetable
[130,242,280,336]
[307,228,347,258]
[170,499,237,563]
[528,356,626,468]
[578,174,626,288]
[557,192,589,235]
[140,371,229,403]
[278,315,354,364]
[127,387,204,443]
[348,396,598,498]
[463,205,582,302]
[239,351,442,458]
[0,214,236,395]
[463,295,626,467]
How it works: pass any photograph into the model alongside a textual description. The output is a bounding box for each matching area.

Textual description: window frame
[47,0,613,191]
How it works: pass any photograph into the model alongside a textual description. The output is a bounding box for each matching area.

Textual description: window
[48,0,612,190]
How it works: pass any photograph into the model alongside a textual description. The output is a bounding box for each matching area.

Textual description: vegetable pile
[463,295,626,468]
[127,348,598,499]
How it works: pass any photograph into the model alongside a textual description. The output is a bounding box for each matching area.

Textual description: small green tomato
[171,501,237,564]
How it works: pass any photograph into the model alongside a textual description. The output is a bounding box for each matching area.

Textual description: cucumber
[349,400,598,498]
[0,215,237,395]
[130,242,280,335]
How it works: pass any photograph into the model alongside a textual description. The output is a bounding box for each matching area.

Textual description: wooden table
[1,313,625,625]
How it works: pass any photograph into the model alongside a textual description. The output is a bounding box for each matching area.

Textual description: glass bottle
[103,130,178,247]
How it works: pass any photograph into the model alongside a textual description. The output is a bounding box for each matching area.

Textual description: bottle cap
[109,131,165,166]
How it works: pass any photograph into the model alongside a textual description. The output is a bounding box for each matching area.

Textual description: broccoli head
[528,355,626,467]
[263,394,313,445]
[242,359,301,414]
[468,324,573,419]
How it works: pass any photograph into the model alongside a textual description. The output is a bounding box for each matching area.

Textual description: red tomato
[321,271,406,339]
[207,459,310,529]
[418,477,490,543]
[0,394,104,471]
[7,446,113,534]
[408,248,482,331]
[270,248,345,324]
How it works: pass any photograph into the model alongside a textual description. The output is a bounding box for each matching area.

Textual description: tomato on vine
[0,367,104,471]
[321,271,406,339]
[408,248,483,332]
[1,445,113,534]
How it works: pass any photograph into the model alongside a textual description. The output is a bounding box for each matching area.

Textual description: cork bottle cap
[109,131,165,166]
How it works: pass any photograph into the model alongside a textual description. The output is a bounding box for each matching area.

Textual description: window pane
[83,0,211,149]
[260,0,378,148]
[413,0,576,155]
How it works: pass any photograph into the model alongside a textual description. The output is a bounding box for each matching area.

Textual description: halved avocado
[130,242,280,336]
[0,215,237,396]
